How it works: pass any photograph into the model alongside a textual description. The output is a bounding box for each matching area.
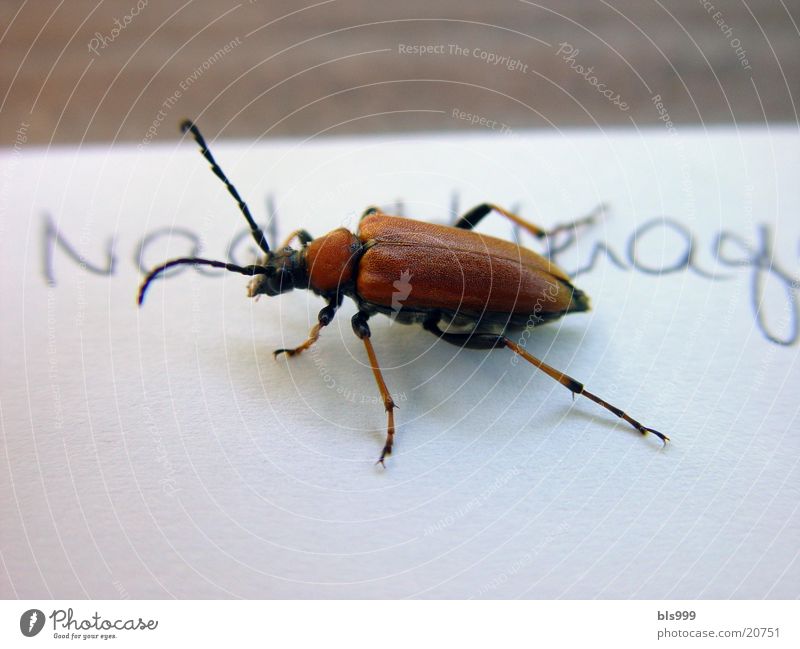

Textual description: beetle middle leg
[422,316,668,445]
[454,203,601,239]
[273,294,342,358]
[352,311,397,466]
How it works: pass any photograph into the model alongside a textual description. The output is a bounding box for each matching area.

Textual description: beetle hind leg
[455,203,603,240]
[423,316,668,445]
[502,338,669,444]
[352,311,397,466]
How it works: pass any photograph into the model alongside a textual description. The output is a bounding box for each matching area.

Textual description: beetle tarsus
[273,322,321,359]
[376,428,394,467]
[273,300,341,359]
[273,347,300,359]
[641,427,670,446]
[544,203,606,239]
[376,444,391,467]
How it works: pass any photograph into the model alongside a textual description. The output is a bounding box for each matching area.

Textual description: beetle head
[136,120,315,307]
[247,248,308,298]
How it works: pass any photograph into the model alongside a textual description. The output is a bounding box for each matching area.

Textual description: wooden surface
[1,0,799,145]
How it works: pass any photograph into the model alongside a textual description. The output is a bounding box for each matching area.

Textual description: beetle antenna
[180,119,271,255]
[138,256,270,306]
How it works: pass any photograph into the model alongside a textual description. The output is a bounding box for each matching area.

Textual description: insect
[138,120,669,466]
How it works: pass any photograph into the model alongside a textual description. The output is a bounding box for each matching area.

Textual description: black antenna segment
[138,257,270,305]
[180,119,271,254]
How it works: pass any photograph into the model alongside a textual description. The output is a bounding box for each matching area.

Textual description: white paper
[1,126,798,598]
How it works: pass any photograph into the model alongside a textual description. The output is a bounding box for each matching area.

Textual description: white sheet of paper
[1,126,798,599]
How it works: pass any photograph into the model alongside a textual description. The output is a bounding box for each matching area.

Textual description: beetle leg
[352,311,397,467]
[454,203,601,239]
[501,338,669,444]
[280,229,314,249]
[422,317,668,445]
[273,295,341,358]
[359,206,382,222]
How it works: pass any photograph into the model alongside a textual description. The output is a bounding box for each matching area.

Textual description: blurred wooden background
[1,0,798,145]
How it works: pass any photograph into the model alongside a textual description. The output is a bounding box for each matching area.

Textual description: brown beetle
[138,121,669,465]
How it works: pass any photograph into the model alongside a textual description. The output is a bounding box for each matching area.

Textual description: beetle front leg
[454,203,602,239]
[352,311,397,467]
[280,229,314,249]
[273,295,341,358]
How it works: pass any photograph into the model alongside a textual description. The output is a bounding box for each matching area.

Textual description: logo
[389,269,413,323]
[20,609,45,637]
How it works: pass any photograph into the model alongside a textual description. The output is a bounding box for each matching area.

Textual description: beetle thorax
[304,228,362,295]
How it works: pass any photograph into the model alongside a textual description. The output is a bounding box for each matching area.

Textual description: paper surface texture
[1,126,798,598]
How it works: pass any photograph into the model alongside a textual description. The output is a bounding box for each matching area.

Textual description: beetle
[138,120,669,466]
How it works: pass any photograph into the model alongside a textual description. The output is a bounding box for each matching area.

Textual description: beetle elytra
[138,120,669,466]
